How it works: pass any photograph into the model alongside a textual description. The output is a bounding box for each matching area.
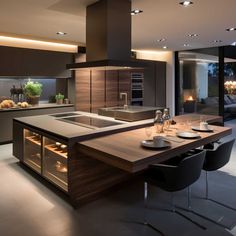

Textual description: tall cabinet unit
[143,61,166,107]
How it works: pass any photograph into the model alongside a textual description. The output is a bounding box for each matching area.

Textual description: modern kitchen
[1,1,236,236]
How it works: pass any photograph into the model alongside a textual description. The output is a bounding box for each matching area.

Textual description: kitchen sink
[98,106,165,122]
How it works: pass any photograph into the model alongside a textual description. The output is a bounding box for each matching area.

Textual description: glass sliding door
[224,46,236,120]
[177,48,219,116]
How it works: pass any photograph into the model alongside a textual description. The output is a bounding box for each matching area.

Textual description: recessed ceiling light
[179,1,193,7]
[183,43,190,47]
[131,9,143,15]
[157,38,166,42]
[56,31,67,35]
[188,33,198,37]
[212,40,223,43]
[163,46,168,49]
[226,27,236,32]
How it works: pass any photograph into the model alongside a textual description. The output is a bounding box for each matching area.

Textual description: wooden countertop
[78,123,231,173]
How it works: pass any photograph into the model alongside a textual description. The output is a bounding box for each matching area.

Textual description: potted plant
[23,81,43,105]
[55,93,64,105]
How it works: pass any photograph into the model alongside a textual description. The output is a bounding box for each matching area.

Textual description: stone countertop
[14,111,223,143]
[0,103,74,112]
[14,111,154,142]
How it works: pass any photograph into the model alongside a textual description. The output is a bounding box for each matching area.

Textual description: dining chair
[188,138,235,228]
[144,149,207,232]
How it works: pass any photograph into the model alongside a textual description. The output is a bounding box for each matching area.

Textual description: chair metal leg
[174,187,206,230]
[143,182,166,236]
[205,171,209,199]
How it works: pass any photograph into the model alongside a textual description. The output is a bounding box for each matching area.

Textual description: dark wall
[0,46,73,77]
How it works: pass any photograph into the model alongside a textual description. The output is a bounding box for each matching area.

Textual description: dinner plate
[191,126,213,132]
[176,131,201,139]
[141,139,171,149]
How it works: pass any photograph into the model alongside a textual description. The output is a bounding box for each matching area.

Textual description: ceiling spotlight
[212,40,223,43]
[179,1,193,7]
[188,33,198,37]
[56,31,67,35]
[226,27,236,32]
[231,42,236,46]
[157,38,166,42]
[131,9,143,15]
[183,43,190,47]
[163,46,168,49]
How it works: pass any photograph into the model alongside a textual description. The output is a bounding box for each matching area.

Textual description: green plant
[55,93,64,100]
[24,81,42,97]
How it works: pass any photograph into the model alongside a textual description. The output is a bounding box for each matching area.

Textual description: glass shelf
[24,129,42,173]
[43,138,68,192]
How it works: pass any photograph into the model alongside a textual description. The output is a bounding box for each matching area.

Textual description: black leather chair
[203,138,235,203]
[190,138,236,228]
[144,149,206,232]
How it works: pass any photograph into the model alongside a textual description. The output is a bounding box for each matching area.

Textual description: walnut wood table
[78,124,231,173]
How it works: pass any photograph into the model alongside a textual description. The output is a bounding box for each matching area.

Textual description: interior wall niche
[0,77,68,103]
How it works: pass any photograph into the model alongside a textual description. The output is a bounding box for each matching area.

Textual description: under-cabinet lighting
[0,35,78,53]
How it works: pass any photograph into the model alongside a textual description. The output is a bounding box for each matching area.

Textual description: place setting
[141,135,172,149]
[191,121,214,132]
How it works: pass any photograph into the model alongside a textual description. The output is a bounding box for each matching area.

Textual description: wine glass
[145,127,153,140]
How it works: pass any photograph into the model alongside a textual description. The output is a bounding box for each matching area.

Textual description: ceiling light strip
[0,36,78,53]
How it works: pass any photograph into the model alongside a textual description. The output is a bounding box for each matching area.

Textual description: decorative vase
[26,95,40,105]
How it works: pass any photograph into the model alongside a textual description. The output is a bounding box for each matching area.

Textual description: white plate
[191,126,213,132]
[141,140,171,149]
[176,131,201,139]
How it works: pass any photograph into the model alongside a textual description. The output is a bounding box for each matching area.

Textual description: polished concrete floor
[1,121,236,236]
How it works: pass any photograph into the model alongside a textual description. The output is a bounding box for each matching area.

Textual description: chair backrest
[168,149,206,191]
[203,138,235,171]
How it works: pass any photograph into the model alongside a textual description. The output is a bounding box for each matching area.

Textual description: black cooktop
[59,115,123,128]
[50,112,80,118]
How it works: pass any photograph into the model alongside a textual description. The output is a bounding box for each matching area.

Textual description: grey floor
[1,121,236,236]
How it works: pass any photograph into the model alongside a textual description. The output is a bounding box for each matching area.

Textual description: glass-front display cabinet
[43,137,68,192]
[23,128,68,192]
[24,129,42,173]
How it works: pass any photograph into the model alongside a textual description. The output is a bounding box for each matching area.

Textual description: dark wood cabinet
[75,70,91,112]
[118,70,131,106]
[91,70,105,113]
[105,71,119,107]
[143,61,166,107]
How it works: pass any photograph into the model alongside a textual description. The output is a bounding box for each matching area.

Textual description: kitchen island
[13,111,228,206]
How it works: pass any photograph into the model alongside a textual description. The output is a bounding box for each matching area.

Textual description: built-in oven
[131,72,144,106]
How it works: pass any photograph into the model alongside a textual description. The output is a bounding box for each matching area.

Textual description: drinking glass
[186,120,192,130]
[145,127,153,140]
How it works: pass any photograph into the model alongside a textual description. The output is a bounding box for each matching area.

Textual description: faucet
[120,92,128,109]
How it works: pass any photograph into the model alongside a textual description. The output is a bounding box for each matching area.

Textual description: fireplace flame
[187,96,194,101]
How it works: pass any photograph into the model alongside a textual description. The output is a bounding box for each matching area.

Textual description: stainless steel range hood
[67,0,145,70]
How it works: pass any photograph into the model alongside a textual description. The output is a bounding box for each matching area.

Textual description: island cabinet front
[23,128,68,192]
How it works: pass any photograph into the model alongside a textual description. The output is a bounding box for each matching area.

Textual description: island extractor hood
[67,0,145,70]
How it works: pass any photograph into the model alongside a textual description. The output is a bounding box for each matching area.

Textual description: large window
[177,48,219,116]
